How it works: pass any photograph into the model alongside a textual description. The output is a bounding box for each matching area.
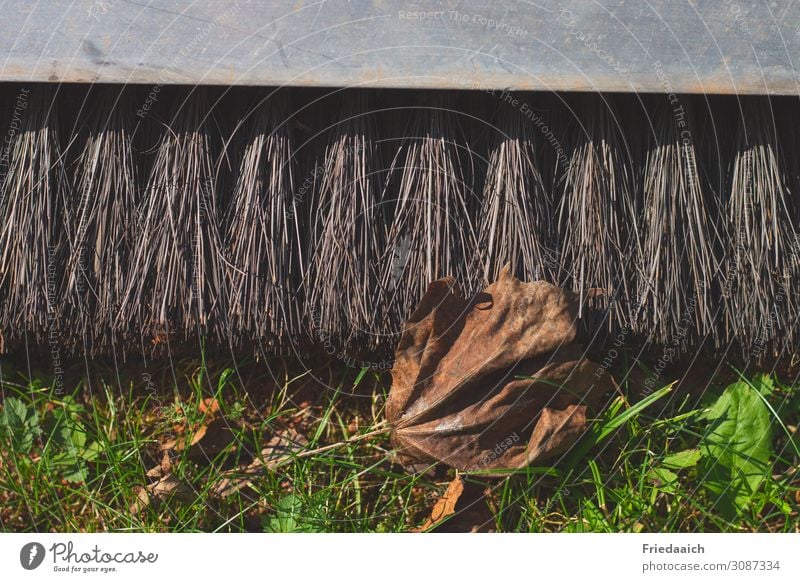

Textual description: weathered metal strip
[0,0,798,95]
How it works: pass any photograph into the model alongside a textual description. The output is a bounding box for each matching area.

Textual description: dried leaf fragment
[148,473,194,502]
[130,473,195,514]
[211,429,309,498]
[414,475,464,532]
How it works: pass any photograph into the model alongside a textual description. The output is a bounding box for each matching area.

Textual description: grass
[0,353,798,532]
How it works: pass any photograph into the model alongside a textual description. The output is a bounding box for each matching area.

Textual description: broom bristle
[223,90,300,349]
[379,95,480,336]
[557,95,639,330]
[477,98,554,285]
[0,85,793,358]
[636,97,720,345]
[722,96,798,355]
[0,86,69,343]
[64,88,138,351]
[304,91,386,352]
[118,88,224,343]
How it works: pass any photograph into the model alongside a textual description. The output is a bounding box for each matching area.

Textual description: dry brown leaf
[160,450,172,473]
[258,428,310,467]
[186,424,208,449]
[160,418,237,456]
[211,428,309,498]
[145,465,163,479]
[147,473,194,502]
[189,418,238,461]
[143,451,173,481]
[159,395,229,456]
[199,397,220,417]
[414,475,464,532]
[388,266,611,473]
[146,416,239,500]
[129,486,150,514]
[160,437,178,451]
[130,473,193,514]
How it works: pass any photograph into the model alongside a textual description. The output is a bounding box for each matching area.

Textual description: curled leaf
[387,266,611,473]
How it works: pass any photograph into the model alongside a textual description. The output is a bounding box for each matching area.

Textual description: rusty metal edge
[0,0,798,96]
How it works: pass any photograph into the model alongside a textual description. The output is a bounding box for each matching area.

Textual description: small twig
[275,420,390,466]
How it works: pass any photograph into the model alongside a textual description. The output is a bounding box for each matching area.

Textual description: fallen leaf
[160,417,237,456]
[184,418,238,461]
[129,486,150,514]
[211,429,309,498]
[160,450,172,474]
[259,429,309,466]
[130,472,194,514]
[147,473,194,503]
[146,465,163,479]
[160,437,178,451]
[414,475,464,532]
[199,397,220,417]
[184,424,208,450]
[388,266,611,473]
